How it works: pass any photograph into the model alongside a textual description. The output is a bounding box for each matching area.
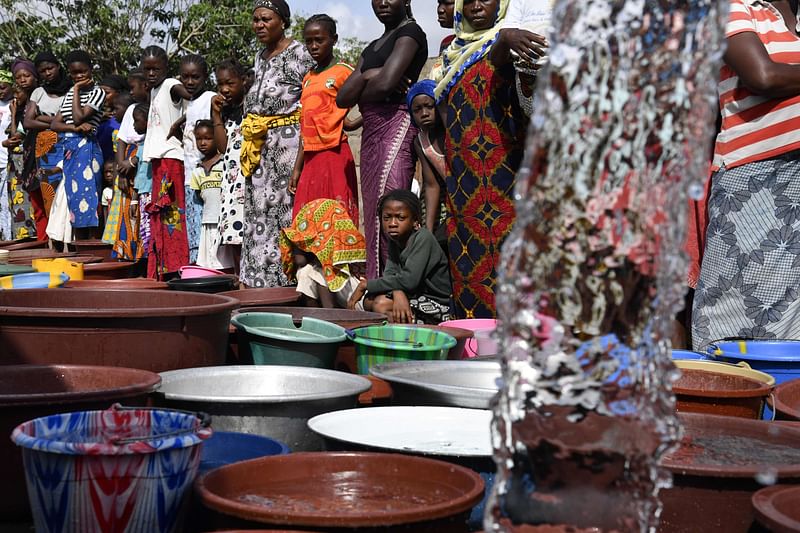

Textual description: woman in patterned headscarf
[433,0,527,319]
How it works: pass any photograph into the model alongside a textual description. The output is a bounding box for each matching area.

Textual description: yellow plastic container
[675,359,775,387]
[32,258,84,281]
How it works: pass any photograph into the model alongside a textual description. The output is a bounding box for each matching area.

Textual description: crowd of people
[0,0,543,324]
[4,0,794,351]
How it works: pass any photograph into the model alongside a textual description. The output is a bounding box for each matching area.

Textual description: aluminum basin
[371,360,501,409]
[155,365,371,451]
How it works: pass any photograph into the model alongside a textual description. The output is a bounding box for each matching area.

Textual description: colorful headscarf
[11,58,38,78]
[433,0,509,101]
[280,199,366,292]
[406,79,436,126]
[0,70,12,85]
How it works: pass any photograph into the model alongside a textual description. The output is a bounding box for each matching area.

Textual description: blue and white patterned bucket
[11,404,211,533]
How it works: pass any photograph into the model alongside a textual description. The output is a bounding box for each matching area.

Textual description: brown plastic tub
[0,289,239,372]
[82,260,134,279]
[196,452,485,532]
[772,378,800,420]
[2,239,47,250]
[231,307,387,371]
[752,484,800,533]
[0,364,160,520]
[659,413,800,533]
[64,278,169,290]
[673,368,772,419]
[220,288,301,307]
[68,239,114,259]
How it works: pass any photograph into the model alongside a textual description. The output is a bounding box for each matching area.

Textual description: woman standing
[434,0,526,319]
[50,50,106,240]
[8,59,40,240]
[336,0,428,279]
[25,52,71,220]
[240,0,314,287]
[692,0,800,348]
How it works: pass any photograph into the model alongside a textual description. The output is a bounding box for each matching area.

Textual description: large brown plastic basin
[64,278,169,290]
[674,368,772,419]
[68,239,114,259]
[0,289,239,372]
[659,413,800,532]
[0,364,161,519]
[219,288,301,307]
[82,260,134,279]
[196,452,484,532]
[772,378,800,420]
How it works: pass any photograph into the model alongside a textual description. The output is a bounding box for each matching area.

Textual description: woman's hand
[348,277,368,310]
[503,28,547,63]
[288,169,300,195]
[391,290,414,323]
[211,95,225,117]
[74,78,94,91]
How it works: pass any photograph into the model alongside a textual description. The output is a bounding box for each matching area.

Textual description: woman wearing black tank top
[336,0,428,281]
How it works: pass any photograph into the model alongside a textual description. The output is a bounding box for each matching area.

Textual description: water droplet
[756,467,778,486]
[688,182,705,200]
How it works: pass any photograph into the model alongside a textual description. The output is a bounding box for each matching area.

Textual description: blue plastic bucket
[707,340,800,385]
[200,431,289,474]
[672,349,710,360]
[11,404,211,533]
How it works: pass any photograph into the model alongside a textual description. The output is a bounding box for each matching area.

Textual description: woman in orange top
[289,14,362,223]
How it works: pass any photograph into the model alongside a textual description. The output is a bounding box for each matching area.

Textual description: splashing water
[488,1,728,531]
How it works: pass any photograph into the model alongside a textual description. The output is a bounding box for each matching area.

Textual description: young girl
[131,103,152,265]
[0,70,13,240]
[348,189,452,324]
[50,50,106,240]
[189,120,232,269]
[140,45,192,279]
[100,160,115,224]
[177,54,216,265]
[102,92,143,261]
[281,198,367,308]
[407,79,447,248]
[289,14,361,222]
[211,58,246,272]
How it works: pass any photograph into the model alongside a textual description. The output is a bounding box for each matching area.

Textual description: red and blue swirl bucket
[11,404,211,533]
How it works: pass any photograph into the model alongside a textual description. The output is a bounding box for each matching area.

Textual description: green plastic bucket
[347,325,457,374]
[231,312,347,368]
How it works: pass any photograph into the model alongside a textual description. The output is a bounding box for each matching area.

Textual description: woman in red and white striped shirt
[693,0,800,348]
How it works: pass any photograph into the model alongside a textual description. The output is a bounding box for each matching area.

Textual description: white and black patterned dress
[217,109,244,246]
[240,40,314,287]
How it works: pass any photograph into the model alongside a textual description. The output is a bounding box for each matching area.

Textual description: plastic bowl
[180,265,227,279]
[347,325,457,374]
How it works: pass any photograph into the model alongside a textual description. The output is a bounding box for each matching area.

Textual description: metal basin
[155,365,371,452]
[371,360,501,409]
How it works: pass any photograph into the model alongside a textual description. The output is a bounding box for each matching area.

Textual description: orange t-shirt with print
[300,62,353,152]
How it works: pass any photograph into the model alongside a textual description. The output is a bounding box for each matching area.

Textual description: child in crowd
[281,198,366,308]
[96,75,129,162]
[176,54,216,264]
[102,91,142,261]
[407,79,448,249]
[289,15,361,223]
[211,58,246,273]
[131,103,152,263]
[140,45,192,279]
[189,120,232,269]
[0,70,13,240]
[50,50,106,240]
[348,190,452,324]
[101,160,115,224]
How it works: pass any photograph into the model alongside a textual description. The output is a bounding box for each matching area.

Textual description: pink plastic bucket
[439,315,560,359]
[179,265,226,279]
[438,319,497,358]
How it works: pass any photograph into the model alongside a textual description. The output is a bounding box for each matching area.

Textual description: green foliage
[0,0,367,77]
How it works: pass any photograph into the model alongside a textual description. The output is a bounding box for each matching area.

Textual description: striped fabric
[59,85,105,129]
[713,0,800,171]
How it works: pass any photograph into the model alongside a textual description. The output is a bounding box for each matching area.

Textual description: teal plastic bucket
[347,325,457,374]
[231,312,347,368]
